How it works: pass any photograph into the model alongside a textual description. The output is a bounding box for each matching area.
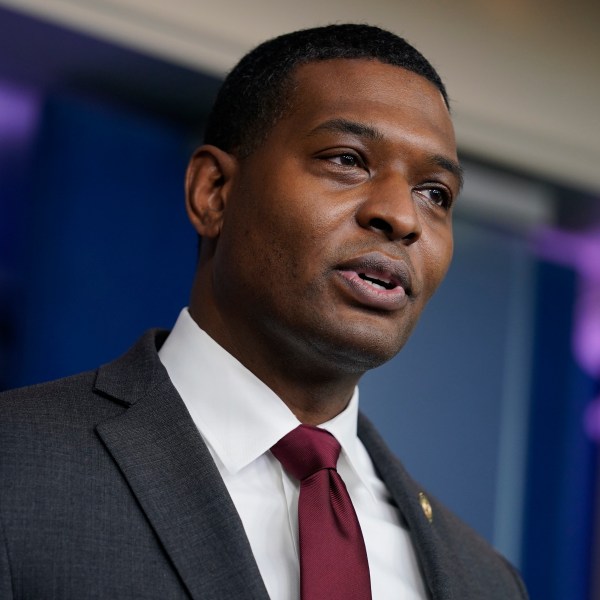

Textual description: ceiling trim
[1,0,598,193]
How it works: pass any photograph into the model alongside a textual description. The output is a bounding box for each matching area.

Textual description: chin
[308,320,414,375]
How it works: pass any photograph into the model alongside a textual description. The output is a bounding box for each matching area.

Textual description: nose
[356,177,422,244]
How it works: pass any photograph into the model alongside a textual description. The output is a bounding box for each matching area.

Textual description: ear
[185,145,237,239]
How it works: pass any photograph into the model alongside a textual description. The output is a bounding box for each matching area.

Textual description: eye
[315,150,369,183]
[335,153,358,166]
[415,186,453,209]
[324,152,364,168]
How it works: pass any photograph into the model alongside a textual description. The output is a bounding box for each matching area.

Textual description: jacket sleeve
[0,517,14,600]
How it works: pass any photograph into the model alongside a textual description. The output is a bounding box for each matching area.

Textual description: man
[0,24,527,599]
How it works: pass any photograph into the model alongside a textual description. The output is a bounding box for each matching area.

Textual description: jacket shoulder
[0,370,106,422]
[0,329,170,425]
[430,497,528,598]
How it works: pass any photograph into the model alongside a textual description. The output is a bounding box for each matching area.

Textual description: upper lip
[336,252,414,295]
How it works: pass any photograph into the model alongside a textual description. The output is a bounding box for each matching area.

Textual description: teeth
[368,273,389,284]
[358,273,395,290]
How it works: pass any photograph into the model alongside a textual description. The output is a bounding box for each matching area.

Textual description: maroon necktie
[271,425,372,600]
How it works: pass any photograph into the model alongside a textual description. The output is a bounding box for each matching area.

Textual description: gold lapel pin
[418,492,433,523]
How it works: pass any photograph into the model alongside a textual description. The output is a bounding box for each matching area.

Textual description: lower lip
[335,270,408,311]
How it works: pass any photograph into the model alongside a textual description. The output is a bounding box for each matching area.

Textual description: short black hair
[204,23,449,157]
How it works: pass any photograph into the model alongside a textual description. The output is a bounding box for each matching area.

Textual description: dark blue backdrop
[11,94,197,387]
[521,262,597,600]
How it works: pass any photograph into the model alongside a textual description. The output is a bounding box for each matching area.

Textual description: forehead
[280,58,456,154]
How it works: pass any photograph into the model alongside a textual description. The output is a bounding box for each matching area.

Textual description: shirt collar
[159,308,372,495]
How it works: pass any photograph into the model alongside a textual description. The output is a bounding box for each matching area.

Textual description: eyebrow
[428,155,464,192]
[307,117,463,191]
[306,118,384,141]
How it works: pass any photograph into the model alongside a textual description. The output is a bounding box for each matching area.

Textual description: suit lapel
[94,331,269,600]
[358,413,454,600]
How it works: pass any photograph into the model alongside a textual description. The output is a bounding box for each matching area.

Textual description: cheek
[421,233,454,299]
[219,196,314,287]
[258,192,336,266]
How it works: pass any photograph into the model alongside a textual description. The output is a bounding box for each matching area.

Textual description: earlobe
[185,145,237,239]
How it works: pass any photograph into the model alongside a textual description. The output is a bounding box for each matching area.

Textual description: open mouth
[358,272,396,290]
[336,268,408,311]
[335,253,412,311]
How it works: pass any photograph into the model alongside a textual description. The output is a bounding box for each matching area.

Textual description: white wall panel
[1,0,598,192]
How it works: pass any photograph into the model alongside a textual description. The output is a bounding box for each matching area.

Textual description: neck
[189,274,361,425]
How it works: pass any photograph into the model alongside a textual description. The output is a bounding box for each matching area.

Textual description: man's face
[209,59,460,373]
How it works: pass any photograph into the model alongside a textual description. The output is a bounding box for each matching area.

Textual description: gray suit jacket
[0,330,527,599]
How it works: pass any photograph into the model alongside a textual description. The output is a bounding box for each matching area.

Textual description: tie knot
[271,425,341,481]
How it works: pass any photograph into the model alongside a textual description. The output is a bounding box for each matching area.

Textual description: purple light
[535,226,600,377]
[0,81,41,270]
[534,225,600,440]
[584,398,600,442]
[573,280,600,378]
[0,81,40,154]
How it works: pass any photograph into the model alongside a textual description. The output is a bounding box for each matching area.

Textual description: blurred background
[0,1,598,598]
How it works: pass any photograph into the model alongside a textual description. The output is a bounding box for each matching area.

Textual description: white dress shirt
[158,308,427,600]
